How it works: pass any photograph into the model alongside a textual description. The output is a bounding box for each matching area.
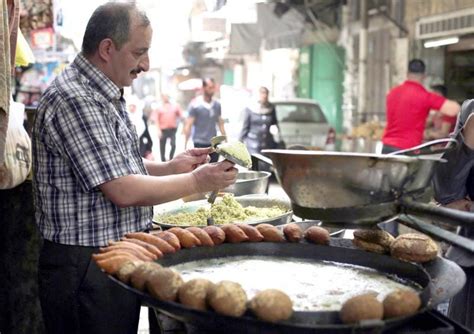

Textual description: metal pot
[258,141,474,252]
[259,138,457,209]
[182,171,271,202]
[222,171,271,196]
[260,149,438,208]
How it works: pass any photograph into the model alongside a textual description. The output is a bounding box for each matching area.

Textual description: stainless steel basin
[223,171,271,196]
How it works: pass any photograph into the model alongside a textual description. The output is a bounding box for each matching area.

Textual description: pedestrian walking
[155,93,182,161]
[239,86,280,154]
[183,78,226,162]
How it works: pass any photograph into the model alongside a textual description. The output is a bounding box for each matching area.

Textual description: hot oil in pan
[172,256,421,312]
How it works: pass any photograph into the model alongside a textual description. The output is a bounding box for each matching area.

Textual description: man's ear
[97,38,114,62]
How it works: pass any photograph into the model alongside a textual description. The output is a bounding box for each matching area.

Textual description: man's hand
[443,199,473,212]
[191,160,238,193]
[168,147,213,174]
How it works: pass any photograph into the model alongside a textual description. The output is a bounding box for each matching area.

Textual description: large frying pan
[109,240,465,334]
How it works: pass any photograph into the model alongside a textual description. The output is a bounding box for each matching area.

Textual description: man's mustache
[131,68,143,75]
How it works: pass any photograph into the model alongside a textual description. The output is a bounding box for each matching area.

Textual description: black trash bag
[139,115,153,158]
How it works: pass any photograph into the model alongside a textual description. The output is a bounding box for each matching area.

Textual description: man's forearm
[184,126,193,149]
[183,118,193,148]
[143,158,173,176]
[100,173,198,207]
[440,100,461,117]
[218,120,226,136]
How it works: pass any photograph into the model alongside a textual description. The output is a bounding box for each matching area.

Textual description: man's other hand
[169,147,213,174]
[191,160,238,193]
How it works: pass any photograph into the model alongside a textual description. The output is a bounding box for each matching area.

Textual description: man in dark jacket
[432,99,474,330]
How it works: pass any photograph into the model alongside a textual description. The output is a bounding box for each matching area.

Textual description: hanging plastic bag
[0,101,31,189]
[15,29,35,67]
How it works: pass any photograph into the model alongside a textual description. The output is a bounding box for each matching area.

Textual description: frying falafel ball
[129,262,163,291]
[340,293,384,324]
[116,260,143,284]
[178,278,215,311]
[249,289,293,322]
[208,281,247,317]
[383,290,421,319]
[146,267,184,302]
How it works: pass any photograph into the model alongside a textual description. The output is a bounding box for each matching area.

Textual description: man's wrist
[164,160,175,175]
[190,171,201,194]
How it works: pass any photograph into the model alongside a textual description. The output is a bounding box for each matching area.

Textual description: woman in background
[239,86,280,154]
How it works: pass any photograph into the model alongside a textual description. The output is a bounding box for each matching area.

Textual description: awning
[229,3,305,55]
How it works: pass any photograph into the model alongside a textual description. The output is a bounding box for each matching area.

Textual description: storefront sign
[30,28,54,49]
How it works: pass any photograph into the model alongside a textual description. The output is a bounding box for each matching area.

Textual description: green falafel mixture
[161,194,286,226]
[218,141,252,168]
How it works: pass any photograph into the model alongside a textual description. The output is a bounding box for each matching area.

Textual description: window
[274,103,327,123]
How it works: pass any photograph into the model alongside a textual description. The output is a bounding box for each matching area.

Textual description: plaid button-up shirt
[32,53,152,247]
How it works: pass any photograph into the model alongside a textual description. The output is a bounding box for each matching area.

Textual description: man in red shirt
[382,59,460,153]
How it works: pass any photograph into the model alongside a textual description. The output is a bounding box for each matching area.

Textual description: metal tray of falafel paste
[153,194,292,229]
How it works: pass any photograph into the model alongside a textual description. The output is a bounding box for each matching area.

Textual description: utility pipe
[357,0,368,123]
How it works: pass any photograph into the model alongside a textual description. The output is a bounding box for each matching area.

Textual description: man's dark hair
[260,86,269,94]
[408,59,426,74]
[81,2,150,56]
[202,77,215,88]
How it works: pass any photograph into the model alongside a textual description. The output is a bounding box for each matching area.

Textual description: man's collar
[404,79,424,87]
[73,53,122,101]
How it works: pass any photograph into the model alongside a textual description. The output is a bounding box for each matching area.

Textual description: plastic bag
[15,29,35,67]
[0,101,31,189]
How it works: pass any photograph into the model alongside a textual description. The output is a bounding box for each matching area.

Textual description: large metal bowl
[222,171,271,196]
[261,149,439,209]
[181,171,271,202]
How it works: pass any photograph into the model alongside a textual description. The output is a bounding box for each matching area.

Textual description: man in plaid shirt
[32,3,237,333]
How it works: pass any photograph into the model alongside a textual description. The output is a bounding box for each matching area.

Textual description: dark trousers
[0,181,44,334]
[160,128,177,161]
[39,240,141,334]
[194,142,218,162]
